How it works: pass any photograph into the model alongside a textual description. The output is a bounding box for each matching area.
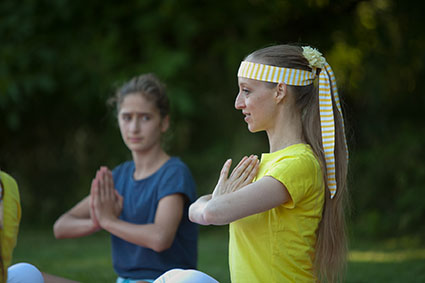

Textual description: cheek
[245,97,256,109]
[118,121,127,134]
[250,98,276,122]
[143,121,159,133]
[246,96,264,113]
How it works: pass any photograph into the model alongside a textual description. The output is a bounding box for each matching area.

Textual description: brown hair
[246,44,349,283]
[109,73,170,118]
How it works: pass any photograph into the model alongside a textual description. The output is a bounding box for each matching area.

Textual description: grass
[346,235,425,283]
[12,225,425,283]
[12,225,230,282]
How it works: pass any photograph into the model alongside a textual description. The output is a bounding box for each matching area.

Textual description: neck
[131,144,170,180]
[266,103,305,153]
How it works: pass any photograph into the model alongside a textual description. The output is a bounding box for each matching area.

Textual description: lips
[243,112,251,122]
[128,137,143,143]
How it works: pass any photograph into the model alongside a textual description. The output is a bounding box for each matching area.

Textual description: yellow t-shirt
[0,171,21,277]
[229,144,324,283]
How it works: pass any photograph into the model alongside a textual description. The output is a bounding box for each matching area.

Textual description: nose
[235,93,245,110]
[129,117,140,133]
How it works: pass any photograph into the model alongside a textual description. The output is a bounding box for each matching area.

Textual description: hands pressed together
[89,167,123,230]
[212,155,259,198]
[86,156,258,230]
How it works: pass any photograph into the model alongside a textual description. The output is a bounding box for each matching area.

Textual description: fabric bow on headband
[237,47,348,199]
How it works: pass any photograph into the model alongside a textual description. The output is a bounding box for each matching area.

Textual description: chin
[126,144,144,152]
[247,123,256,132]
[247,124,264,133]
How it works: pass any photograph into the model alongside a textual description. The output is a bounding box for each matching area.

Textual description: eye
[241,88,250,95]
[121,114,131,121]
[141,115,151,121]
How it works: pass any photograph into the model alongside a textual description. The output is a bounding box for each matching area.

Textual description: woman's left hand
[212,155,259,198]
[92,167,123,228]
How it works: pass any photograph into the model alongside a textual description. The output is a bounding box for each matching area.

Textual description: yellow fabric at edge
[229,144,324,283]
[0,171,21,277]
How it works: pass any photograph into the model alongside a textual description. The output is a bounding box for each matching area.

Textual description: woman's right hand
[91,167,123,228]
[90,167,123,230]
[212,155,259,198]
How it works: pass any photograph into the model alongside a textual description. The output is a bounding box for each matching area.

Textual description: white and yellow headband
[237,46,348,199]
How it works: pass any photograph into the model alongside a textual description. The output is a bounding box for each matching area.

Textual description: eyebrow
[119,111,152,116]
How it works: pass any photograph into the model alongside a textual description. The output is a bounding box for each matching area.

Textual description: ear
[275,82,287,104]
[161,115,170,133]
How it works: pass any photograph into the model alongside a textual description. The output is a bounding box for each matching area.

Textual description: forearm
[201,194,245,225]
[53,214,99,239]
[101,218,173,252]
[196,155,261,225]
[189,193,244,225]
[195,177,290,225]
[188,194,213,225]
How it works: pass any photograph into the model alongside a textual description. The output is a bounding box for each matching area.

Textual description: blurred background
[1,0,425,281]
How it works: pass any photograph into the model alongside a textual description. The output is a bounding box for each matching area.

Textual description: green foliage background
[1,0,424,239]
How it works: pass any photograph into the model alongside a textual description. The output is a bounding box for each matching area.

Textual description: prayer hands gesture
[212,155,259,198]
[89,167,123,229]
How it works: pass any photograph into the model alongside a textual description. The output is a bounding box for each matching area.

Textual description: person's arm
[189,156,290,226]
[93,167,185,252]
[188,194,212,225]
[54,170,106,239]
[53,195,100,239]
[201,177,289,225]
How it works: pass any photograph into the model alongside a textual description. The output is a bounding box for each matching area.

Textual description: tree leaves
[0,0,423,237]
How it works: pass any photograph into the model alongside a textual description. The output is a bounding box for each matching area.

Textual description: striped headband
[237,52,348,199]
[237,61,316,86]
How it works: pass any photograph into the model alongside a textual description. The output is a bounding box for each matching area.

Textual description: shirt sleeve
[265,156,317,209]
[157,163,197,203]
